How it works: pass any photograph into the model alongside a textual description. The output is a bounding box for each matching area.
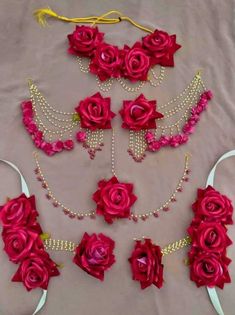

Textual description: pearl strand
[33,152,191,223]
[44,235,191,256]
[111,129,116,176]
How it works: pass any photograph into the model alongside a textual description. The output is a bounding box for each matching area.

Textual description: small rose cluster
[68,26,181,82]
[21,100,74,156]
[73,232,115,281]
[145,90,213,152]
[188,186,233,289]
[0,194,59,291]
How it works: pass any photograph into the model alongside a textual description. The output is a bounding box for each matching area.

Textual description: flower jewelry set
[0,8,233,315]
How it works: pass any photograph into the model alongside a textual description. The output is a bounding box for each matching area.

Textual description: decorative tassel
[34,7,62,26]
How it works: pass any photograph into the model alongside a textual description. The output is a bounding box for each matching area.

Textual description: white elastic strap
[205,149,235,315]
[0,159,48,315]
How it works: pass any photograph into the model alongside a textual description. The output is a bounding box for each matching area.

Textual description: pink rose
[129,238,163,289]
[73,232,115,281]
[52,140,64,152]
[89,43,122,81]
[120,94,163,131]
[26,122,38,134]
[63,139,74,150]
[21,100,33,117]
[0,194,39,228]
[93,176,137,224]
[189,250,231,289]
[188,221,232,253]
[76,131,87,143]
[67,26,104,57]
[40,142,56,156]
[121,42,151,81]
[12,251,60,291]
[142,30,181,66]
[75,93,115,130]
[192,186,233,225]
[2,227,42,263]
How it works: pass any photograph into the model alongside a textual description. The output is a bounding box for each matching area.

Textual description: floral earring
[119,76,213,163]
[22,81,116,159]
[75,92,115,159]
[119,94,163,162]
[129,237,164,289]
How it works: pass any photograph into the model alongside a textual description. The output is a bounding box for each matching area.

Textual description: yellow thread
[34,8,153,33]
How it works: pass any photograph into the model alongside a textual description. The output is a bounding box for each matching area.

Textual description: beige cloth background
[0,0,235,314]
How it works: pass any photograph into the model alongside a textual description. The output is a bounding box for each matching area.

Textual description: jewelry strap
[0,159,47,315]
[204,149,235,315]
[34,8,153,33]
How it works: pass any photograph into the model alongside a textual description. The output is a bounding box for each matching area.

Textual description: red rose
[142,30,181,67]
[188,221,232,253]
[121,42,151,82]
[192,186,233,225]
[73,232,115,281]
[119,94,163,131]
[2,226,42,264]
[0,194,40,229]
[89,43,122,81]
[12,251,60,291]
[93,176,137,224]
[189,250,231,288]
[75,93,115,130]
[129,238,163,289]
[67,25,104,57]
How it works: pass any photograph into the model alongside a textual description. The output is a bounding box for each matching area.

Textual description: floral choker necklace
[34,8,181,91]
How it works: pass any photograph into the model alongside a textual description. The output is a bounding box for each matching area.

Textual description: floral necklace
[22,71,211,161]
[0,150,234,315]
[34,8,181,92]
[33,128,191,224]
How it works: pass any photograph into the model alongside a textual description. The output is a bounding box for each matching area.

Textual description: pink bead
[90,214,96,219]
[34,168,39,174]
[132,216,138,222]
[186,169,191,174]
[42,183,47,189]
[63,209,69,215]
[153,212,159,218]
[177,187,183,192]
[171,197,177,202]
[37,176,42,182]
[163,206,169,212]
[69,213,76,219]
[52,202,58,207]
[77,215,84,220]
[46,193,51,200]
[184,177,189,182]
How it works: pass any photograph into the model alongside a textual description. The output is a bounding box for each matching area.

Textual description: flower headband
[0,150,234,314]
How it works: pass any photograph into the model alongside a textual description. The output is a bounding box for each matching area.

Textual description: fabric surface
[0,0,235,314]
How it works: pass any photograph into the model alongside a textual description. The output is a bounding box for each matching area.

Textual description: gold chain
[161,236,191,256]
[43,236,191,255]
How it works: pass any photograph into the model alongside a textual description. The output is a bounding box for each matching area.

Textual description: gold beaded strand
[33,152,191,222]
[43,235,192,255]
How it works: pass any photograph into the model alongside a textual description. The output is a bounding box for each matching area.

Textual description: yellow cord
[34,8,153,33]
